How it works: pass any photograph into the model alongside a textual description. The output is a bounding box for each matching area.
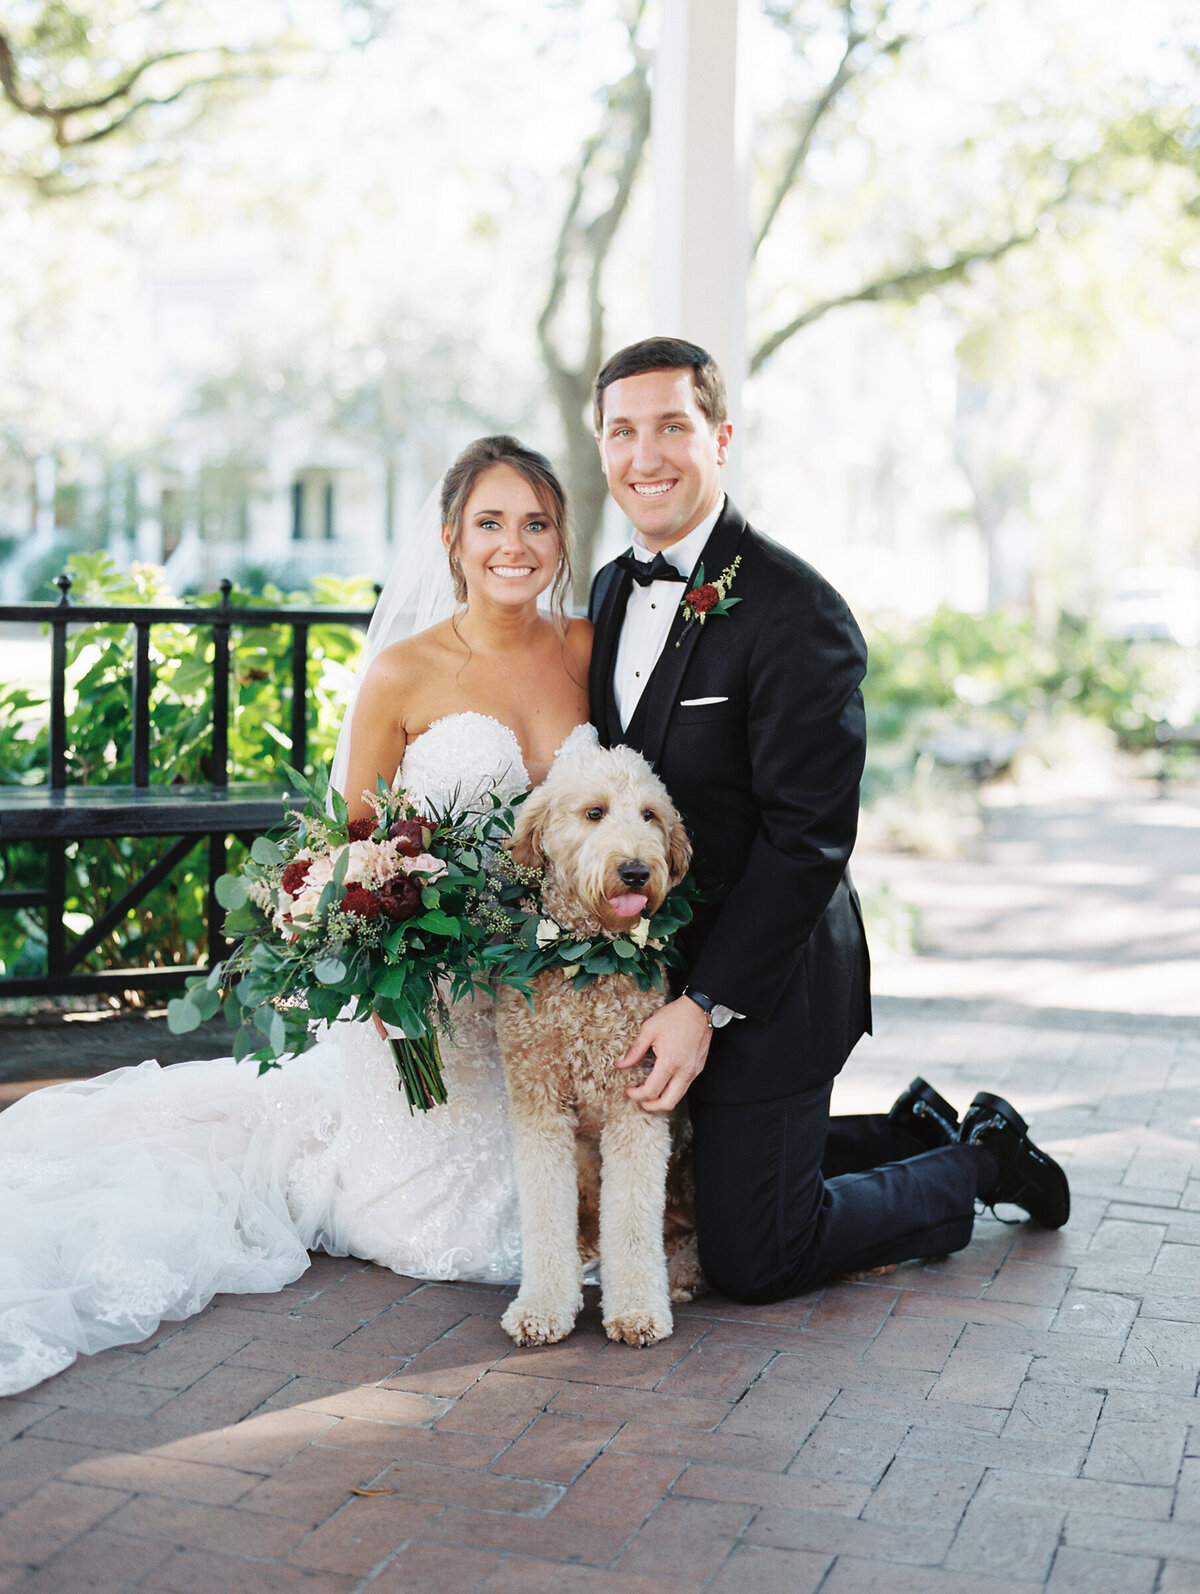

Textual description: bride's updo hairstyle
[440,436,573,615]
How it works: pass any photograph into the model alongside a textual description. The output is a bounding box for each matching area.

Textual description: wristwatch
[685,989,736,1029]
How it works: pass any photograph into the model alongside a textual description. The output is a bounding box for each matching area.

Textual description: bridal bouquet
[167,769,518,1111]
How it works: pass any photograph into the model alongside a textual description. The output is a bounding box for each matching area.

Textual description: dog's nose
[617,861,651,888]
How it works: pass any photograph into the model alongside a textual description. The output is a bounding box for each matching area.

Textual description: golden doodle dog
[495,740,704,1348]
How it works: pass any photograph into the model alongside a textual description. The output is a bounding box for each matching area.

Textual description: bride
[0,435,593,1397]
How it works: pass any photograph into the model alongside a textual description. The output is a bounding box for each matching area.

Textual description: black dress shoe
[888,1077,961,1151]
[960,1092,1070,1229]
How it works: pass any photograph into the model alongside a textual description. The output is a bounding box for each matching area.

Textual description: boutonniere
[677,556,742,646]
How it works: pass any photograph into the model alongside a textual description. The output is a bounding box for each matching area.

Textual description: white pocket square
[679,696,728,707]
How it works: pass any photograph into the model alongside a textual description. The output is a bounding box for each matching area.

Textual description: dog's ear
[666,811,692,885]
[507,786,551,869]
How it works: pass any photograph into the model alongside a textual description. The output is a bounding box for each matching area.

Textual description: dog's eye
[585,806,604,822]
[641,809,656,823]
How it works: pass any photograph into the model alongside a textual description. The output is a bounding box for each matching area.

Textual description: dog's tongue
[608,892,648,919]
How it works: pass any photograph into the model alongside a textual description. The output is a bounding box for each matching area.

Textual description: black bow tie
[615,550,689,587]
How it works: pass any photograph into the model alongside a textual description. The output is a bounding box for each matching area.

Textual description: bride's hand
[615,997,712,1113]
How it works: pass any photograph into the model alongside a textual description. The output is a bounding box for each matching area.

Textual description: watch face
[710,1005,735,1028]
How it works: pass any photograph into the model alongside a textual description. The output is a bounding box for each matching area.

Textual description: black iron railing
[0,577,376,997]
[2,575,376,789]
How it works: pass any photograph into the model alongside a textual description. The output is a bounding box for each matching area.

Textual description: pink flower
[404,852,447,882]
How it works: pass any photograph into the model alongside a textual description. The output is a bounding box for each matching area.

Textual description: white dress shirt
[613,497,725,730]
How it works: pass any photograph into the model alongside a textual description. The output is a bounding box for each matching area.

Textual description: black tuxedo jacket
[588,499,871,1104]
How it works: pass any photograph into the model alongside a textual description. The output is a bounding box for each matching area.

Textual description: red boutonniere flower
[678,556,743,645]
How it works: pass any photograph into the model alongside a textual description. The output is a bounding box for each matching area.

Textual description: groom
[587,335,1068,1302]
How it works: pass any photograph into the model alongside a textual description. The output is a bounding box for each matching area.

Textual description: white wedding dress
[0,714,594,1397]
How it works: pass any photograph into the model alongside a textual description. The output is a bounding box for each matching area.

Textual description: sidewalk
[1,777,1198,1593]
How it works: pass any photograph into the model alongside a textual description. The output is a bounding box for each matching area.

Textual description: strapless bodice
[398,713,595,811]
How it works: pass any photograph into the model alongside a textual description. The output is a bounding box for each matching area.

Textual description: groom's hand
[617,996,712,1112]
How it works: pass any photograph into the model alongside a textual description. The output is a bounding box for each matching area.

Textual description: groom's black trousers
[689,1084,983,1302]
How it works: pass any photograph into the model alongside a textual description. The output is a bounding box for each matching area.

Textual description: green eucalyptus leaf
[253,1004,278,1039]
[215,874,249,909]
[166,995,202,1034]
[250,836,284,867]
[222,905,260,937]
[314,956,347,985]
[190,984,222,1020]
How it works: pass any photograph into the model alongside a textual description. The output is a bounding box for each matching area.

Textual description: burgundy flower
[377,874,423,921]
[280,859,312,896]
[685,583,719,615]
[387,817,432,857]
[341,884,383,919]
[347,817,375,842]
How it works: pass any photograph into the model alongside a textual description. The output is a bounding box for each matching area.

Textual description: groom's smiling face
[596,367,732,551]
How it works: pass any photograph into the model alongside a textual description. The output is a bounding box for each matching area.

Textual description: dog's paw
[502,1296,578,1346]
[602,1305,673,1347]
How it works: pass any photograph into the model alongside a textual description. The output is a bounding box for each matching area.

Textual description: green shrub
[861,605,1184,802]
[0,553,373,981]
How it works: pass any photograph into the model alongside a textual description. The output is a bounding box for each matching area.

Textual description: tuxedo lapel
[626,503,747,767]
[588,562,633,748]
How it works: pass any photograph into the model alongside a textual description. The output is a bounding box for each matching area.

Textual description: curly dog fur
[495,742,704,1347]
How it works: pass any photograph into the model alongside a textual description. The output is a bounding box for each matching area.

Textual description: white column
[652,0,750,478]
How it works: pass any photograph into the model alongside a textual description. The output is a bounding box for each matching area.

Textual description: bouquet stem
[388,1029,448,1114]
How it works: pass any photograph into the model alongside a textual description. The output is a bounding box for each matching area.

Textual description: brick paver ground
[1,775,1197,1592]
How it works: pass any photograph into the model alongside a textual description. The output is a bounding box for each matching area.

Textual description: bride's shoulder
[368,623,455,683]
[559,614,593,671]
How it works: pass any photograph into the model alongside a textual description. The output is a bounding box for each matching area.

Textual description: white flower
[246,878,273,911]
[560,964,580,979]
[628,918,650,948]
[303,855,334,892]
[341,839,379,886]
[536,918,562,948]
[285,884,326,929]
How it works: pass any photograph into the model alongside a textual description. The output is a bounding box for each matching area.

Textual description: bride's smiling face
[443,464,560,608]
